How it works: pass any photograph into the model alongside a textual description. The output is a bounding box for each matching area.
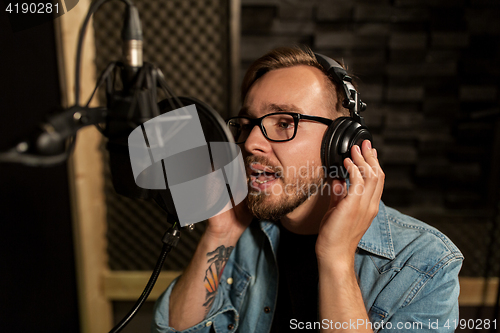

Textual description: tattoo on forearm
[203,245,234,314]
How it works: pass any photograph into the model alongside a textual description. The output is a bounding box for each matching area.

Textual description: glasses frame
[226,112,333,144]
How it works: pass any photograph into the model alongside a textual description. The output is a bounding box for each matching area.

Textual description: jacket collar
[357,201,395,260]
[259,201,395,260]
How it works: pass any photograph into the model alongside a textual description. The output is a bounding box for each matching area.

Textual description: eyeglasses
[226,112,333,144]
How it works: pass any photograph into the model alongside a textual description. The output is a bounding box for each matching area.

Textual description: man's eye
[277,121,294,129]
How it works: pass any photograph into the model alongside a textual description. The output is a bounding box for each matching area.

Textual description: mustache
[244,156,284,180]
[244,156,283,174]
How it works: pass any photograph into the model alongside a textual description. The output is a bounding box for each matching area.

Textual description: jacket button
[228,323,234,330]
[205,321,213,327]
[227,277,233,285]
[264,306,271,313]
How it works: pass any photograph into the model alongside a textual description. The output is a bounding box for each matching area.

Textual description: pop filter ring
[152,96,237,223]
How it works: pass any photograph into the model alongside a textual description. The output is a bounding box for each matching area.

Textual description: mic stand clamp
[162,223,181,248]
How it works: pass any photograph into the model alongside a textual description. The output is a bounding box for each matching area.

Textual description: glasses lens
[262,114,296,141]
[227,117,252,143]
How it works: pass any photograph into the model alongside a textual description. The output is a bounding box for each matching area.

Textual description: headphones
[314,53,373,179]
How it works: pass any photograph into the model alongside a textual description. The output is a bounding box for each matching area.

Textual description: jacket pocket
[368,305,389,333]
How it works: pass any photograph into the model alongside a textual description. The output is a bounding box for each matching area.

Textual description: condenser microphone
[121,4,143,89]
[105,3,154,200]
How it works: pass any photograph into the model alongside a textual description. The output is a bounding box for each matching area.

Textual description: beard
[245,155,325,221]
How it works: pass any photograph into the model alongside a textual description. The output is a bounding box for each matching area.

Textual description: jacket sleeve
[151,274,240,333]
[379,257,463,333]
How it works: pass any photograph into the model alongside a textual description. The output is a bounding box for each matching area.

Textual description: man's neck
[279,186,331,235]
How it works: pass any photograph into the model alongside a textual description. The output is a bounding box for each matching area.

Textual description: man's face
[240,65,336,221]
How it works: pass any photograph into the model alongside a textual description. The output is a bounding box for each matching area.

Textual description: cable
[157,68,184,111]
[86,61,118,107]
[87,62,119,134]
[108,223,181,333]
[75,0,133,106]
[74,0,107,106]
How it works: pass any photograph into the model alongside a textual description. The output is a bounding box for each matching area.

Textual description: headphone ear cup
[321,117,351,177]
[321,117,373,179]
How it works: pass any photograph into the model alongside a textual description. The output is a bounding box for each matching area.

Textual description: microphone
[0,0,236,214]
[121,4,143,89]
[104,3,154,200]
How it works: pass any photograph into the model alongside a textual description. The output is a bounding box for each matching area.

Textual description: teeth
[255,179,271,184]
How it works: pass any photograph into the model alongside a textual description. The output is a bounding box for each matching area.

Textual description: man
[152,46,463,332]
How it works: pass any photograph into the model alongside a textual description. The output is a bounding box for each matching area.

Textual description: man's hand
[316,139,384,264]
[316,139,383,332]
[204,198,253,243]
[169,199,252,331]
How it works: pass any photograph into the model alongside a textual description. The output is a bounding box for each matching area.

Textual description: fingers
[343,156,364,200]
[351,140,382,179]
[329,178,347,208]
[360,140,378,169]
[348,141,374,194]
[359,140,385,207]
[344,140,385,216]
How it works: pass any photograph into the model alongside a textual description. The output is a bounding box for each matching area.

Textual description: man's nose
[244,125,271,154]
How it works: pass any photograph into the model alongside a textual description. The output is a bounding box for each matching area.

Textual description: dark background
[236,0,500,328]
[0,10,79,333]
[1,0,500,332]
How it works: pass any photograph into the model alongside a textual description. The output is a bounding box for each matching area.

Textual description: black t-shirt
[270,223,320,332]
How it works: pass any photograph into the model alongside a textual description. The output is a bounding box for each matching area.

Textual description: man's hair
[240,45,350,117]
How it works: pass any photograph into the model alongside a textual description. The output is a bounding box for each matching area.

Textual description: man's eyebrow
[237,103,304,116]
[238,106,249,116]
[268,103,304,113]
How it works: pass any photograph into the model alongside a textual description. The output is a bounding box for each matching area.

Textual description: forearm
[169,232,239,331]
[318,260,372,333]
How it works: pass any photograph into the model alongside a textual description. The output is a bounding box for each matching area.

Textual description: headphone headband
[314,53,367,118]
[314,53,373,178]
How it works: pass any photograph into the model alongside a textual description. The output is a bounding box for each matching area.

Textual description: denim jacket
[152,201,463,333]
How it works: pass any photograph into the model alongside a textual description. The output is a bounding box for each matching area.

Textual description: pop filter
[151,97,238,222]
[108,96,245,225]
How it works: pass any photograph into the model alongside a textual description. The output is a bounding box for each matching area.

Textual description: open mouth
[252,170,277,184]
[248,164,281,190]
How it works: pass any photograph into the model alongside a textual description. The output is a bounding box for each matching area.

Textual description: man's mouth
[252,170,277,184]
[248,163,281,189]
